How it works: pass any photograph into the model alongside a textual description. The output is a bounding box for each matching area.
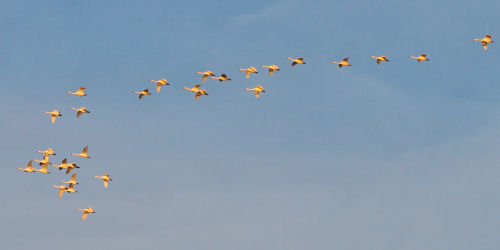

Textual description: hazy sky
[1,0,499,249]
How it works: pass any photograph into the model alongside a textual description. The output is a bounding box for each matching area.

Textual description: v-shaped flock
[19,34,494,221]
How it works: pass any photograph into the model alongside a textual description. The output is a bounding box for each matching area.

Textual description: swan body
[67,87,87,97]
[184,84,208,100]
[94,173,112,188]
[332,58,351,67]
[261,65,280,76]
[287,57,305,67]
[245,85,266,98]
[72,146,90,158]
[150,79,170,92]
[44,110,62,124]
[134,89,151,99]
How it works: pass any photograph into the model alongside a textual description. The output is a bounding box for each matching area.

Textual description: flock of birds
[19,87,112,220]
[17,34,494,221]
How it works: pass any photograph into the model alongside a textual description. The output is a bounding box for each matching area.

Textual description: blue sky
[1,0,499,249]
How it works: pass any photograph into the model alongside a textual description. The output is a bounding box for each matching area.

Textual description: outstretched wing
[82,211,89,220]
[104,180,109,188]
[195,92,201,100]
[202,75,208,83]
[82,146,88,154]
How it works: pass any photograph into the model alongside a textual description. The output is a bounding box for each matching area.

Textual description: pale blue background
[1,0,499,249]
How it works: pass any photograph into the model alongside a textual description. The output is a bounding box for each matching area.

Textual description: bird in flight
[184,84,208,100]
[239,67,258,78]
[261,65,280,76]
[150,79,170,92]
[288,57,306,67]
[245,85,266,98]
[44,110,62,124]
[64,163,79,174]
[51,158,69,169]
[211,74,231,82]
[134,89,151,99]
[37,148,56,156]
[473,35,494,50]
[52,158,79,174]
[35,154,51,167]
[370,56,389,64]
[197,71,215,83]
[53,185,68,198]
[410,54,429,62]
[70,107,90,118]
[66,183,77,194]
[332,58,352,68]
[61,173,79,185]
[35,161,51,174]
[67,87,87,97]
[17,160,36,173]
[72,146,90,158]
[77,207,95,221]
[94,173,112,188]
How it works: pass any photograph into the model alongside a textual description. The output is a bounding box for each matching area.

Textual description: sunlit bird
[51,158,69,169]
[150,78,170,92]
[211,74,231,82]
[67,87,87,97]
[184,84,208,100]
[287,57,306,67]
[197,71,215,83]
[370,55,389,64]
[53,185,68,198]
[35,162,51,174]
[245,85,266,98]
[134,89,151,99]
[332,58,352,67]
[72,146,90,158]
[410,54,429,62]
[261,65,280,76]
[77,207,95,221]
[94,173,112,188]
[61,173,79,185]
[52,158,79,174]
[473,35,494,50]
[239,67,258,78]
[17,160,36,173]
[66,183,77,193]
[70,107,90,118]
[35,154,51,166]
[37,148,56,156]
[44,110,62,124]
[64,163,79,174]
